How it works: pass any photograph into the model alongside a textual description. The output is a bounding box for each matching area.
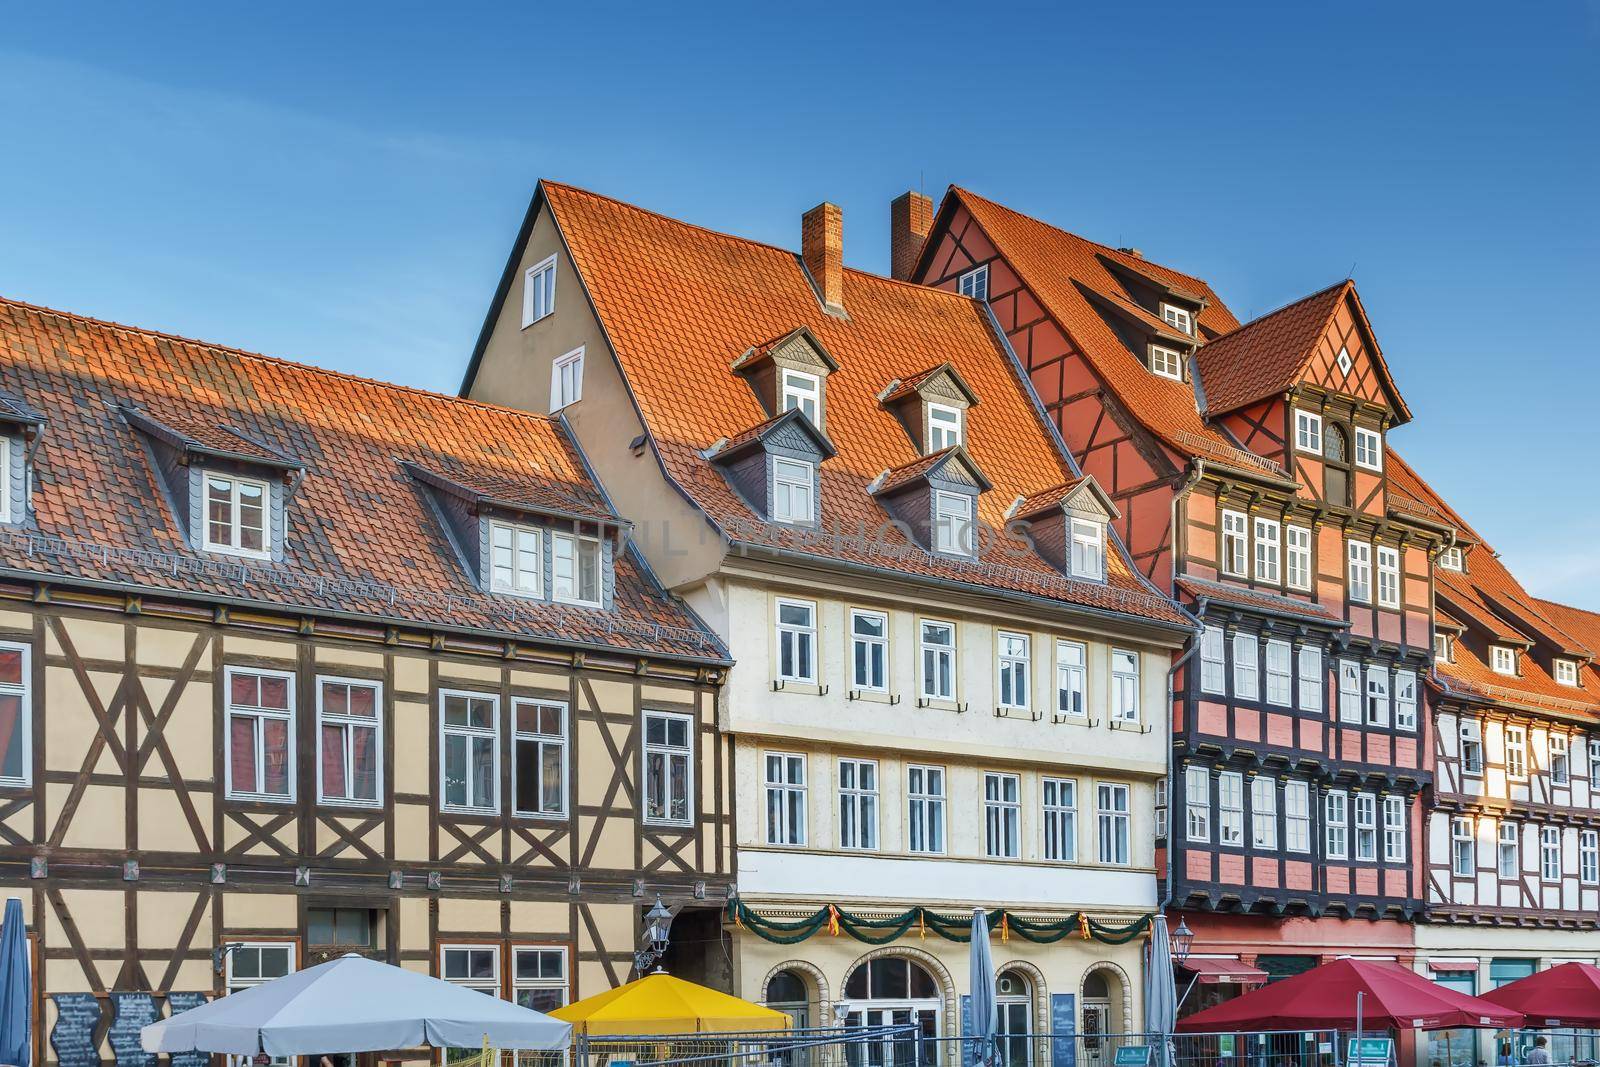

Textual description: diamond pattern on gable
[1303,295,1396,414]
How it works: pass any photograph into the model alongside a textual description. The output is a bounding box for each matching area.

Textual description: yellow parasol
[551,973,791,1036]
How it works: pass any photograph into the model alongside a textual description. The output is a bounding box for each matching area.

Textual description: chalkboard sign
[1113,1046,1151,1067]
[49,992,101,1067]
[1049,993,1077,1067]
[164,993,211,1067]
[107,992,157,1067]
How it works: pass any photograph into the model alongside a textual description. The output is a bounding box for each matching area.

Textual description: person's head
[1535,1038,1548,1048]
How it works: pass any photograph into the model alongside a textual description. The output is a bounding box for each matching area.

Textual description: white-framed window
[1551,734,1570,785]
[1218,771,1244,846]
[512,946,568,1012]
[776,598,817,684]
[1347,541,1372,603]
[1043,777,1077,861]
[1325,790,1349,859]
[1499,822,1519,878]
[1294,410,1323,454]
[1097,782,1130,865]
[1254,518,1281,583]
[1354,427,1383,471]
[1285,781,1310,853]
[550,346,584,411]
[203,472,270,559]
[1298,645,1323,714]
[1069,518,1105,580]
[0,644,30,786]
[1056,639,1087,717]
[1556,659,1580,687]
[1233,633,1259,701]
[933,490,975,556]
[1461,719,1484,775]
[512,700,567,818]
[1338,659,1362,722]
[1395,670,1418,731]
[998,632,1031,710]
[1365,666,1390,727]
[1286,525,1312,590]
[984,771,1021,858]
[1221,510,1248,576]
[1439,546,1463,572]
[1541,826,1562,882]
[1492,646,1517,676]
[1506,725,1527,779]
[1155,777,1168,839]
[839,758,880,850]
[1452,817,1475,876]
[315,676,381,807]
[927,403,963,451]
[772,457,816,525]
[780,368,821,424]
[226,667,295,802]
[488,520,542,597]
[440,690,498,814]
[1185,766,1211,842]
[1161,303,1194,335]
[1590,739,1600,788]
[1376,546,1400,609]
[1149,345,1183,380]
[1251,776,1277,849]
[643,711,694,826]
[551,530,602,606]
[440,944,499,997]
[522,255,557,327]
[1382,795,1406,862]
[920,620,956,701]
[1200,626,1226,695]
[764,752,806,846]
[1435,632,1454,662]
[228,938,297,1064]
[1583,831,1599,885]
[1264,640,1292,707]
[907,765,946,854]
[958,264,989,301]
[1111,649,1140,722]
[1354,792,1377,861]
[850,609,888,692]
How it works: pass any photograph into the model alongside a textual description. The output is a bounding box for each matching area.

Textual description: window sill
[441,805,500,818]
[553,595,602,610]
[317,798,383,811]
[772,679,826,696]
[643,819,695,831]
[848,689,899,705]
[995,706,1043,722]
[1052,714,1098,727]
[1110,719,1150,734]
[227,792,295,805]
[520,311,554,331]
[916,697,966,713]
[514,810,569,822]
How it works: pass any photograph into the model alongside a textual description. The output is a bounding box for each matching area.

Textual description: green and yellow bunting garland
[726,900,1152,947]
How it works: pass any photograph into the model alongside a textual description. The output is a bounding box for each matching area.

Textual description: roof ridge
[1534,595,1600,619]
[0,294,567,429]
[1208,279,1349,338]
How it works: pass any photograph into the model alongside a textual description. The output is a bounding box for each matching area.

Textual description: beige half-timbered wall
[0,580,729,1065]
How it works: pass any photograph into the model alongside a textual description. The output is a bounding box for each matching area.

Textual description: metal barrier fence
[568,1025,922,1067]
[916,1031,1343,1067]
[1427,1027,1600,1067]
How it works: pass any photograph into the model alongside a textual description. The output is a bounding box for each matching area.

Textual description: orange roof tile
[1194,282,1350,415]
[0,296,722,662]
[539,181,1187,627]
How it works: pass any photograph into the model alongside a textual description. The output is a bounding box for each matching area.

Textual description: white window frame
[1298,645,1323,714]
[550,346,584,411]
[1185,766,1211,843]
[1251,776,1277,849]
[780,368,821,424]
[1365,666,1390,727]
[511,946,569,1013]
[1461,719,1484,775]
[642,710,695,827]
[202,471,272,560]
[551,529,602,607]
[1111,648,1140,723]
[1499,822,1520,878]
[1155,776,1168,839]
[984,771,1021,859]
[1200,626,1226,695]
[439,689,499,815]
[1590,738,1600,789]
[1541,826,1562,882]
[958,264,989,301]
[1551,734,1570,786]
[1439,546,1463,572]
[907,764,946,854]
[764,752,807,846]
[838,757,880,850]
[1233,633,1259,701]
[1056,639,1087,718]
[439,944,500,997]
[1219,771,1244,846]
[933,490,975,556]
[1376,545,1400,609]
[1354,792,1377,861]
[1149,345,1183,380]
[488,519,543,598]
[1556,659,1580,687]
[771,457,816,526]
[1285,780,1310,853]
[1382,795,1406,863]
[314,675,382,808]
[1435,632,1454,662]
[1264,640,1292,708]
[1506,726,1527,779]
[1583,830,1599,885]
[1254,518,1281,584]
[997,632,1031,711]
[1354,427,1383,471]
[1096,781,1130,865]
[920,619,956,701]
[512,699,568,819]
[0,643,31,787]
[776,598,818,685]
[1043,776,1077,862]
[1451,817,1475,876]
[225,666,297,803]
[1491,646,1517,676]
[849,609,889,693]
[1395,670,1418,731]
[1294,410,1323,455]
[1338,659,1362,722]
[1325,790,1348,859]
[1347,541,1372,604]
[926,403,963,452]
[522,254,557,327]
[1069,518,1105,581]
[1161,303,1193,335]
[1221,510,1248,576]
[1286,524,1312,591]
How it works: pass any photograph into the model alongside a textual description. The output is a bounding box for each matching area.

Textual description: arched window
[764,969,812,1029]
[997,969,1035,1067]
[1323,424,1351,507]
[843,957,939,1001]
[841,957,941,1064]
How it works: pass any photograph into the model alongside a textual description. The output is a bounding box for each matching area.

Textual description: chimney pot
[802,202,844,310]
[890,191,934,281]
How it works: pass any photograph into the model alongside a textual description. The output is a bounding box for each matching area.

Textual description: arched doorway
[1080,967,1126,1067]
[842,956,942,1066]
[765,967,816,1028]
[996,968,1035,1067]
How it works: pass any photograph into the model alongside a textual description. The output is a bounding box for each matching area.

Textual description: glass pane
[308,909,336,946]
[0,694,21,780]
[321,724,347,799]
[779,603,811,627]
[444,734,467,807]
[259,675,289,710]
[230,672,259,707]
[541,743,563,812]
[232,947,260,980]
[351,725,378,801]
[229,714,257,793]
[444,950,467,979]
[0,649,21,686]
[347,684,377,718]
[471,737,496,807]
[538,705,562,735]
[261,718,289,795]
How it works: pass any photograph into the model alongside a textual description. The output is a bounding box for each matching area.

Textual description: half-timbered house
[461,181,1197,1052]
[0,297,732,1065]
[905,189,1448,1001]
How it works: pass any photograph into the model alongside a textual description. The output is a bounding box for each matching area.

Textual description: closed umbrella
[0,898,30,1067]
[969,909,999,1067]
[1145,915,1175,1067]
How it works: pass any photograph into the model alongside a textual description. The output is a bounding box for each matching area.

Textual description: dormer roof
[878,362,981,409]
[869,444,992,498]
[705,407,838,464]
[1077,284,1198,348]
[400,460,624,529]
[1096,251,1208,307]
[731,325,840,376]
[0,392,45,431]
[1008,476,1120,524]
[122,405,304,472]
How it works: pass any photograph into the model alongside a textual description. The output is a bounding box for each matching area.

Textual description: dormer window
[772,458,816,525]
[1160,303,1193,335]
[1439,546,1463,571]
[705,407,833,530]
[781,369,821,424]
[489,520,542,596]
[1434,632,1454,662]
[933,490,974,556]
[958,265,989,301]
[1069,518,1104,581]
[203,472,271,559]
[1556,659,1581,687]
[0,437,15,525]
[1149,345,1183,380]
[552,530,602,606]
[1491,646,1517,676]
[927,403,963,452]
[733,327,837,432]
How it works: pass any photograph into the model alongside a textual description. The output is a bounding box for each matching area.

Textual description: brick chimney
[890,191,934,281]
[801,202,844,311]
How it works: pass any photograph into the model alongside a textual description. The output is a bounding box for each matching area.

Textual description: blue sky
[1,1,1596,603]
